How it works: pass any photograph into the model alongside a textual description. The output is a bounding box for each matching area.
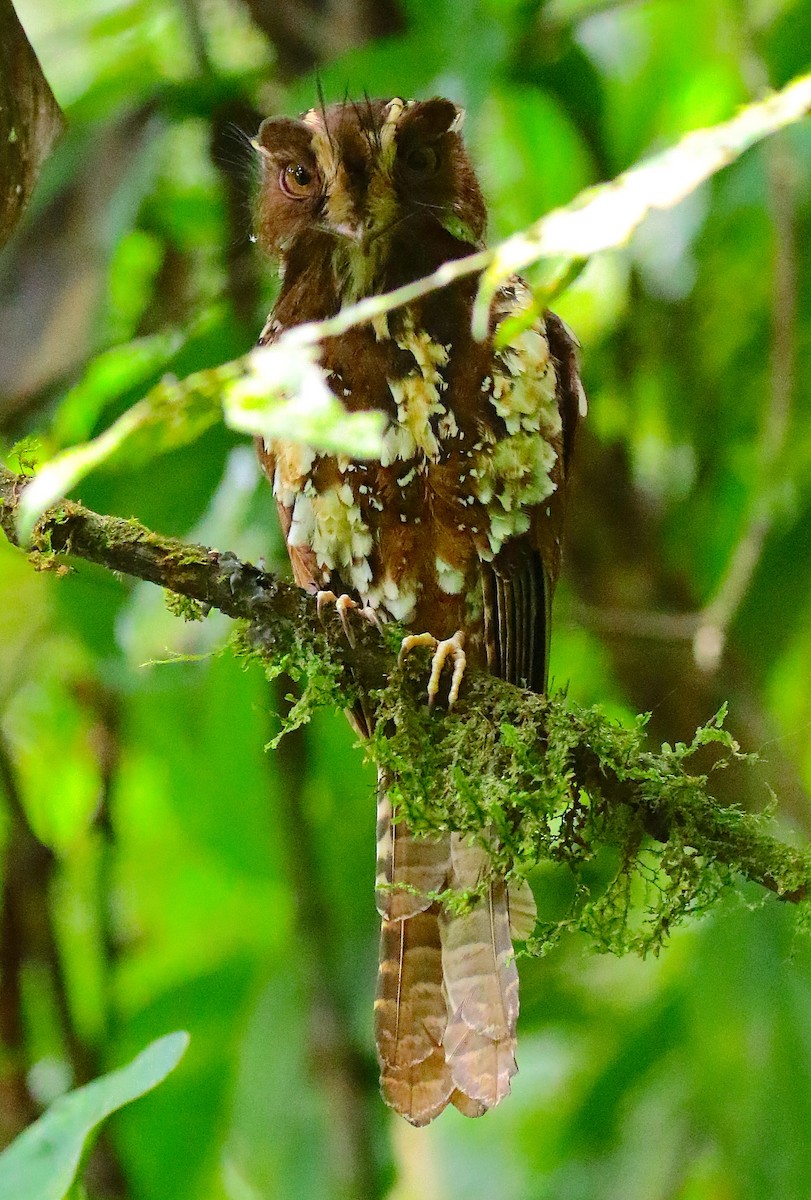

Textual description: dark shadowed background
[1,1,811,1197]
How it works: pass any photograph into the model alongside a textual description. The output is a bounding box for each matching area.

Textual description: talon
[335,594,359,646]
[359,604,384,631]
[316,590,337,625]
[315,590,367,647]
[399,630,467,708]
[398,632,437,665]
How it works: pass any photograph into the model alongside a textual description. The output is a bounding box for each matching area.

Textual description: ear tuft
[449,105,465,133]
[400,97,464,141]
[255,116,311,157]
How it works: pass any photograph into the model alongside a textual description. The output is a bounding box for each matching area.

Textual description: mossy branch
[2,462,809,955]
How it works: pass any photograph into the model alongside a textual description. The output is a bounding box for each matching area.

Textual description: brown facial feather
[254,95,584,1125]
[255,96,486,287]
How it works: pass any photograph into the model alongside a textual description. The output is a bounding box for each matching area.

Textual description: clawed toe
[316,590,357,645]
[359,604,384,631]
[399,630,467,708]
[316,589,337,623]
[316,590,380,647]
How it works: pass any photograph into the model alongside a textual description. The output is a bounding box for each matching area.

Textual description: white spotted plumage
[263,284,563,623]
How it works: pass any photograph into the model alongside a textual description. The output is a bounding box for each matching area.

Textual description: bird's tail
[373,770,535,1125]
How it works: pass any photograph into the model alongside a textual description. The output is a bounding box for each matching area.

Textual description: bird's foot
[398,630,467,708]
[316,590,381,647]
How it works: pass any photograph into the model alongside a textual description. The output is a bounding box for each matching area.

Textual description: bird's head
[253,96,486,289]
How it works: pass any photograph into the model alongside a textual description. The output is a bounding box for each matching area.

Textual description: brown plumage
[253,95,585,1125]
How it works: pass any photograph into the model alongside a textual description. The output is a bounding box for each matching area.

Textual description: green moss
[163,591,209,622]
[367,673,809,959]
[230,618,355,749]
[29,503,72,557]
[7,435,41,474]
[221,618,811,962]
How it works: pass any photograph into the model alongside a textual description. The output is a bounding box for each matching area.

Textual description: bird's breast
[263,291,564,632]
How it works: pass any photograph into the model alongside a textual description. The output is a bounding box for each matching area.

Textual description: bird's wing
[437,288,585,1112]
[480,288,586,692]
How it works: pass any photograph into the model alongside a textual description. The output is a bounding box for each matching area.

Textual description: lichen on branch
[2,461,810,959]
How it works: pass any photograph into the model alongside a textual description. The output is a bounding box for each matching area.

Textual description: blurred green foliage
[1,1,811,1199]
[0,1032,188,1200]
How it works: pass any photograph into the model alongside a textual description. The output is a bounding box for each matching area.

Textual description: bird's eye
[404,145,439,175]
[280,162,317,199]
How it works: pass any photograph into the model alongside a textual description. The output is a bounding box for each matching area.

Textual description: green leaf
[14,359,230,543]
[16,398,158,543]
[15,338,383,544]
[51,332,184,446]
[0,1032,189,1200]
[472,71,811,334]
[224,340,385,457]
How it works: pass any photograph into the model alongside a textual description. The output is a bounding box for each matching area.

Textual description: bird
[253,95,584,1125]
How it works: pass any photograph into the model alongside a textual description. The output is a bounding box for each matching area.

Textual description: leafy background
[1,0,811,1197]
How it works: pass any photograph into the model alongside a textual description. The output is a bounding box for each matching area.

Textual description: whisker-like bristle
[364,89,382,151]
[226,121,255,152]
[351,95,366,137]
[316,75,336,154]
[212,123,261,184]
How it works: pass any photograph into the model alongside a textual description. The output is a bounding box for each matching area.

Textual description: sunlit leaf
[15,338,384,542]
[224,340,385,457]
[0,1032,189,1200]
[51,334,184,446]
[14,363,235,542]
[469,72,811,333]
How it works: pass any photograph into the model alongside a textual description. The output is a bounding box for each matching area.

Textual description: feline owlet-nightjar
[253,95,585,1126]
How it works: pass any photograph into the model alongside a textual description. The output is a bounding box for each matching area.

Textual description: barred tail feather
[450,1088,487,1118]
[375,769,450,920]
[374,779,523,1122]
[374,771,454,1125]
[375,908,454,1126]
[439,836,519,1109]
